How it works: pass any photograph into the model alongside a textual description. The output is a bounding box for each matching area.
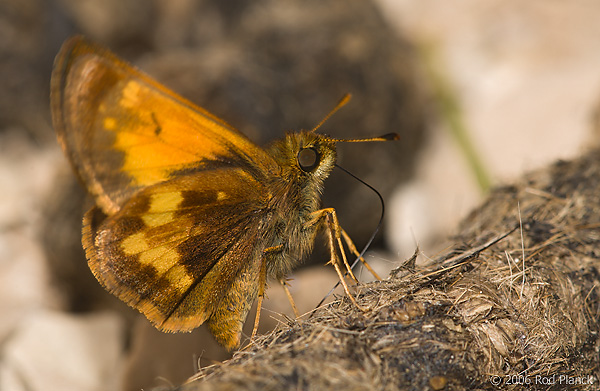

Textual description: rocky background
[1,0,599,390]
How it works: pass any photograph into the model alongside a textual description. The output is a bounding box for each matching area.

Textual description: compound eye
[297,147,319,172]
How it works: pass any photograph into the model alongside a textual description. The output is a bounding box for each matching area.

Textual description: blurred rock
[0,0,55,141]
[378,0,600,257]
[0,310,125,391]
[0,130,63,341]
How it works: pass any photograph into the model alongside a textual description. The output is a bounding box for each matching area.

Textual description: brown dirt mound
[178,149,600,390]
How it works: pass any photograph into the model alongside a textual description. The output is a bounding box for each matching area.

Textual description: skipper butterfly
[51,36,398,350]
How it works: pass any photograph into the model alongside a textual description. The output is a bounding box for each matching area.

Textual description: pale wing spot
[120,81,142,109]
[166,264,194,292]
[139,245,179,275]
[216,191,227,201]
[103,117,117,130]
[142,192,184,227]
[137,244,194,292]
[142,212,174,227]
[149,192,184,214]
[121,232,149,255]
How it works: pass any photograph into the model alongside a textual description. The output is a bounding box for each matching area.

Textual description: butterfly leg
[307,208,366,311]
[340,228,382,281]
[250,254,268,341]
[308,208,358,281]
[250,244,286,341]
[280,278,300,318]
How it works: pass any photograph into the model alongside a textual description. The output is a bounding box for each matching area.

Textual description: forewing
[84,168,271,332]
[51,36,276,215]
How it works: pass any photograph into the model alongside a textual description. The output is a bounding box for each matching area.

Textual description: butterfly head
[269,131,337,185]
[268,93,399,187]
[269,129,399,186]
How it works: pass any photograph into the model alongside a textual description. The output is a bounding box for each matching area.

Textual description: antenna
[311,94,400,143]
[333,133,400,143]
[311,93,352,133]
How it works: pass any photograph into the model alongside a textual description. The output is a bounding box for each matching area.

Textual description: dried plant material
[172,149,600,390]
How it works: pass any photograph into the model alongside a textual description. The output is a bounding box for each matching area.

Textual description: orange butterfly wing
[83,169,268,336]
[51,36,278,215]
[51,36,281,344]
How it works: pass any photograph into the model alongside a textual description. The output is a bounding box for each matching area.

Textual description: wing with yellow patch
[84,167,271,334]
[51,36,276,215]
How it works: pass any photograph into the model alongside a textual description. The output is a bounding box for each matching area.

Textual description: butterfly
[50,35,398,350]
